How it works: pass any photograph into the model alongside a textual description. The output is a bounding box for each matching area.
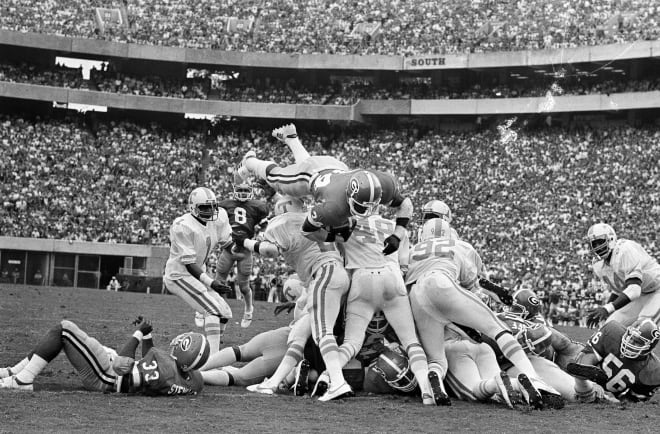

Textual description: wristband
[142,333,153,340]
[604,303,616,314]
[132,331,144,341]
[200,273,214,287]
[244,239,261,253]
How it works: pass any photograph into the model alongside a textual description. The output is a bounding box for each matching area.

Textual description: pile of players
[2,124,660,407]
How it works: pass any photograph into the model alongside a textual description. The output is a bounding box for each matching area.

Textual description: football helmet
[516,323,552,356]
[587,223,617,259]
[188,187,219,222]
[346,171,383,217]
[367,311,389,335]
[421,200,452,223]
[169,332,210,372]
[509,288,543,320]
[620,319,660,359]
[418,217,452,242]
[273,195,304,216]
[282,275,304,302]
[372,345,418,393]
[233,182,254,201]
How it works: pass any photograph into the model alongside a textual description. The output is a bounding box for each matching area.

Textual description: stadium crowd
[0,0,657,55]
[1,61,659,104]
[1,113,658,311]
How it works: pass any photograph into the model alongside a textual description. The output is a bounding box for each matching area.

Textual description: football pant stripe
[445,370,476,401]
[61,330,115,386]
[311,264,331,339]
[174,279,218,315]
[266,172,313,184]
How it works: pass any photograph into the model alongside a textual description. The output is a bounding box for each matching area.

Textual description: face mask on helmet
[587,223,617,259]
[509,288,542,320]
[620,319,660,359]
[516,323,552,356]
[367,311,389,335]
[188,187,219,222]
[418,217,452,243]
[233,183,254,201]
[169,332,210,372]
[421,200,452,224]
[371,345,418,393]
[346,171,383,217]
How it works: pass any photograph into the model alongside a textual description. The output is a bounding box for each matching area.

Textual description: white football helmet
[273,195,304,216]
[418,217,452,242]
[587,223,617,259]
[169,332,210,372]
[421,200,452,223]
[188,187,219,221]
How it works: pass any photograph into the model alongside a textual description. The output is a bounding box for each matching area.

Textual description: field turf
[1,284,659,433]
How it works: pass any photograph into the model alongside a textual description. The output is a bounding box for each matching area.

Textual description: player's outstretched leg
[272,124,310,163]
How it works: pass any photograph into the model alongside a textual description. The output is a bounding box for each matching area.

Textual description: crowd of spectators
[0,0,657,55]
[2,113,658,310]
[1,60,659,105]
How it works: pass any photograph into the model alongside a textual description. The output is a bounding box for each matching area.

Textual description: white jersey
[164,212,232,280]
[264,212,342,286]
[592,239,660,295]
[344,215,398,270]
[405,238,484,288]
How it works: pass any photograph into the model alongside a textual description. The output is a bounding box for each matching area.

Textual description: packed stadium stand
[0,1,658,318]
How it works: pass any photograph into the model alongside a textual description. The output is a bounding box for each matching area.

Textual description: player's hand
[135,317,153,335]
[274,302,296,316]
[211,280,231,295]
[382,234,401,255]
[587,307,609,328]
[232,231,247,248]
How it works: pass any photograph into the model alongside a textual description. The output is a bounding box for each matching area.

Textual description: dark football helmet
[346,171,382,217]
[233,182,254,201]
[621,319,660,359]
[516,323,553,356]
[509,288,543,320]
[372,345,418,393]
[169,332,211,372]
[367,311,389,335]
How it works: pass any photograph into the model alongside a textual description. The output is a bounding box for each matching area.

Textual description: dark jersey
[309,169,404,228]
[585,321,660,400]
[127,348,204,396]
[218,199,269,238]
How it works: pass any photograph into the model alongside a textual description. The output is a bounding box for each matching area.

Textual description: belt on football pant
[115,364,142,393]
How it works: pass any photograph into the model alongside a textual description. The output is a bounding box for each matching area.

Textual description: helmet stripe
[368,173,376,203]
[190,336,208,370]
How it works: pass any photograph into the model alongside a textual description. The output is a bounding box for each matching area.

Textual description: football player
[0,318,208,396]
[164,187,233,353]
[332,214,437,405]
[215,175,270,328]
[568,319,660,402]
[237,195,352,401]
[240,124,413,255]
[407,217,563,409]
[586,223,660,328]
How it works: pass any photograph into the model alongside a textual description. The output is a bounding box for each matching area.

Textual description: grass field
[1,284,659,433]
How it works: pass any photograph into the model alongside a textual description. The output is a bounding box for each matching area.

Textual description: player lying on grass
[0,317,209,396]
[567,319,660,402]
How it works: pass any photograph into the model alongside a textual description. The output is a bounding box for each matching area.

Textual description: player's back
[344,215,396,270]
[453,239,485,289]
[265,212,342,285]
[593,239,660,294]
[218,198,269,238]
[164,211,230,280]
[134,348,204,396]
[405,237,459,285]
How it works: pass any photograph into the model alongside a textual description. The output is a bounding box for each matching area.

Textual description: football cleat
[311,371,329,397]
[246,380,276,395]
[566,362,608,387]
[0,376,33,391]
[0,367,14,379]
[194,312,205,328]
[517,374,543,409]
[494,371,516,409]
[241,308,254,329]
[237,151,257,180]
[317,381,354,402]
[428,371,451,406]
[272,124,298,143]
[293,359,311,397]
[530,377,565,410]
